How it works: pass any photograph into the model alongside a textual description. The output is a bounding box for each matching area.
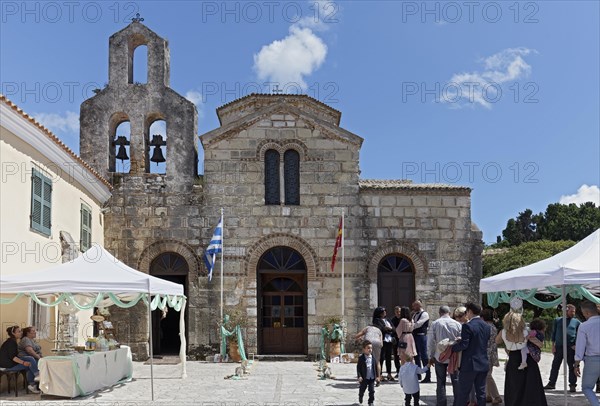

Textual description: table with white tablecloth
[38,346,133,398]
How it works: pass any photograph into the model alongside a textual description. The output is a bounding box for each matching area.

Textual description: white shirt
[427,315,462,362]
[365,354,375,379]
[413,310,430,329]
[399,362,429,394]
[575,315,600,361]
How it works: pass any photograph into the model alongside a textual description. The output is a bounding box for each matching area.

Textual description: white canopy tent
[480,229,600,405]
[0,245,187,400]
[480,229,600,294]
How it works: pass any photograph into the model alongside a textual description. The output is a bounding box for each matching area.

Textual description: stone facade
[79,22,483,360]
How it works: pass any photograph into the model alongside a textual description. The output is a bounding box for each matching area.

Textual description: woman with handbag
[396,307,417,360]
[373,307,396,381]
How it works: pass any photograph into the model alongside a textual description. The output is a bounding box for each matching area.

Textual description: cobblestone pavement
[0,353,597,405]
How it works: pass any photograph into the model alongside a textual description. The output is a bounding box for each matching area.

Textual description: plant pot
[228,342,242,362]
[329,341,341,359]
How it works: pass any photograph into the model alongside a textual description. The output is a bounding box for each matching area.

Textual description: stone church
[79,21,483,359]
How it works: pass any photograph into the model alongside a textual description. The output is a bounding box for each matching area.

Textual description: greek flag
[204,217,223,281]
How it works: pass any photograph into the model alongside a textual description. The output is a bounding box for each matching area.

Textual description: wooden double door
[258,247,307,354]
[377,254,415,313]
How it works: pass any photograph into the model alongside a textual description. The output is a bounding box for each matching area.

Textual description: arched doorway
[377,254,415,312]
[150,252,188,355]
[257,246,307,354]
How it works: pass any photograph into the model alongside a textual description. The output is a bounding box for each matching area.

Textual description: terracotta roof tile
[359,179,470,191]
[216,93,341,116]
[0,94,111,189]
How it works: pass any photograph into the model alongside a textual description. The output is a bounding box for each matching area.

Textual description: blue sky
[1,1,599,243]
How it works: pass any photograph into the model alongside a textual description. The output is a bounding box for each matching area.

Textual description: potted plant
[324,317,344,359]
[219,307,246,362]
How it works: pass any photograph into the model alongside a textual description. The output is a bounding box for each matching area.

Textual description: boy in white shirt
[399,352,429,406]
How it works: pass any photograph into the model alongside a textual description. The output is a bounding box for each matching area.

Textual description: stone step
[254,354,310,362]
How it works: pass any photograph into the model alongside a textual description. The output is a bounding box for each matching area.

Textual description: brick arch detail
[245,233,318,280]
[137,239,199,276]
[367,241,428,281]
[256,139,308,161]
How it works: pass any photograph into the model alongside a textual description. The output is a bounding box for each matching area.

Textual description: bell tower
[79,19,200,360]
[80,18,198,181]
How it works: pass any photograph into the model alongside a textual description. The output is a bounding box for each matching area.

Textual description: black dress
[504,350,548,406]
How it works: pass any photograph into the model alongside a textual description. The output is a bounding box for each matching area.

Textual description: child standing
[399,352,429,406]
[357,340,380,406]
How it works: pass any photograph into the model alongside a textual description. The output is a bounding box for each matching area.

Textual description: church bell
[113,136,130,161]
[149,134,166,164]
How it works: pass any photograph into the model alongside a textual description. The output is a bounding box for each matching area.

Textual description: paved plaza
[0,352,596,405]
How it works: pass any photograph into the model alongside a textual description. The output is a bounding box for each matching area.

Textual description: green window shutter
[31,168,51,235]
[80,204,92,252]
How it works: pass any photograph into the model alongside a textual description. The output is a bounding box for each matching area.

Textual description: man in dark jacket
[452,303,490,406]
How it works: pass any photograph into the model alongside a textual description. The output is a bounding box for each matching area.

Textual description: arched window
[150,252,189,275]
[264,149,280,205]
[258,246,306,272]
[148,120,167,174]
[284,149,300,205]
[130,44,148,84]
[111,120,131,173]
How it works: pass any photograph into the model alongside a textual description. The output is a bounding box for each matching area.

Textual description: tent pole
[148,292,155,401]
[561,285,567,406]
[179,298,187,378]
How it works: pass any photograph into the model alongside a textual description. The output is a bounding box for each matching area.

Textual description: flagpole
[341,209,345,320]
[220,207,224,324]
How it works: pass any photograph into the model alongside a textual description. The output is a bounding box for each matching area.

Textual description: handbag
[527,342,541,363]
[398,341,408,349]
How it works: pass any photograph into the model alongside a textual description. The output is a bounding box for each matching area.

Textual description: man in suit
[357,340,380,406]
[451,302,490,406]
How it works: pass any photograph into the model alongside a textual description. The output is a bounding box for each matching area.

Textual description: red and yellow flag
[331,217,343,272]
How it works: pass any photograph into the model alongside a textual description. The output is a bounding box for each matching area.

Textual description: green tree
[482,240,577,319]
[501,209,543,246]
[539,202,600,241]
[483,240,576,278]
[499,203,599,246]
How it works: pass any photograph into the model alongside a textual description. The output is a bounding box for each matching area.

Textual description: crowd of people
[0,325,43,394]
[354,300,600,406]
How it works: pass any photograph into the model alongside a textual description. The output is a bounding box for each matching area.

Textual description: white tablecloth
[38,346,133,398]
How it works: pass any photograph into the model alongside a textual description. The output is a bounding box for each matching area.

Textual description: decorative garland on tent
[486,285,600,308]
[0,292,186,311]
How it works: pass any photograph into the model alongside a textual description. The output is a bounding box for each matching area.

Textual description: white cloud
[185,90,205,119]
[253,25,327,90]
[559,185,600,206]
[296,0,336,31]
[32,111,79,133]
[443,47,536,109]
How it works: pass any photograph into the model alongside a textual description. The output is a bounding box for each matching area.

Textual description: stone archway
[138,239,199,276]
[245,233,318,279]
[138,240,198,355]
[245,234,318,355]
[367,241,427,310]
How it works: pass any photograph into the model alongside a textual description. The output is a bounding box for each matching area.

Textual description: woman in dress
[496,310,547,406]
[482,309,502,404]
[395,306,417,360]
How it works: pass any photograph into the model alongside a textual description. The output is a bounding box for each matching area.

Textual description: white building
[0,94,111,357]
